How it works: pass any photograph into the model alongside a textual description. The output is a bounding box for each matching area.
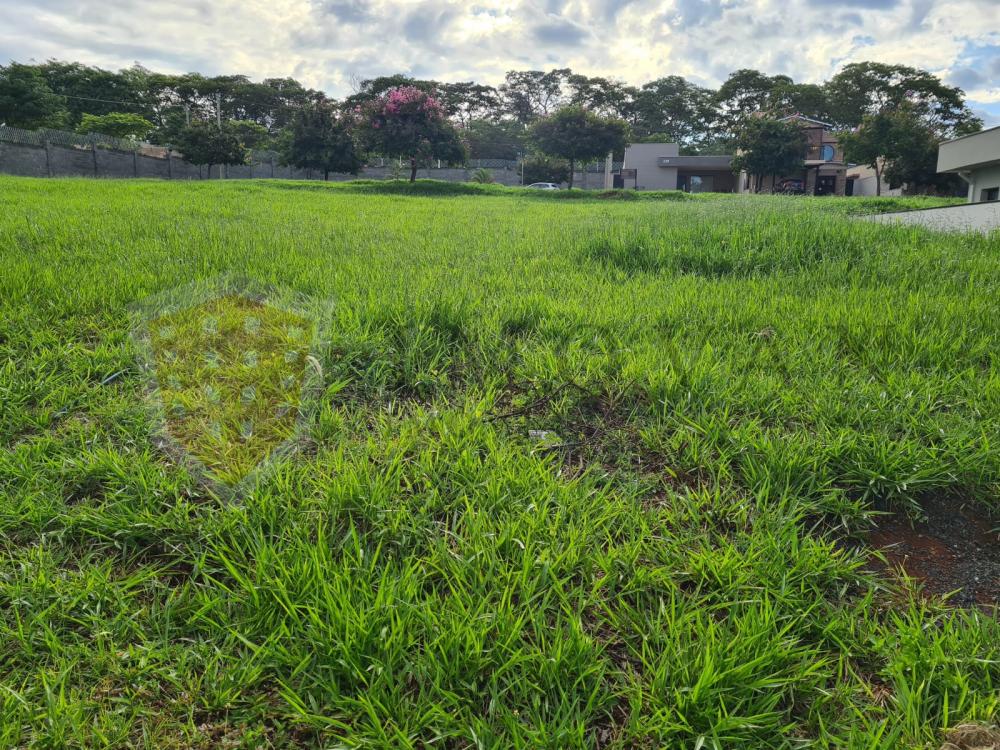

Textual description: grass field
[1,176,997,749]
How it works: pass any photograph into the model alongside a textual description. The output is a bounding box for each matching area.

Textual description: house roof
[937,125,1000,172]
[938,124,1000,146]
[657,155,734,169]
[778,113,834,128]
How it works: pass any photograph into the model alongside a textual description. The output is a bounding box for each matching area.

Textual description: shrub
[471,167,494,184]
[521,155,570,185]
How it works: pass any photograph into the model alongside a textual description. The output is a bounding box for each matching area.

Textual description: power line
[58,91,317,114]
[60,93,151,107]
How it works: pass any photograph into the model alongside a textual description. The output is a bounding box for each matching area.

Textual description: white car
[526,182,560,190]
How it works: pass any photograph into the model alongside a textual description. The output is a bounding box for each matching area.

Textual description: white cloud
[1,0,997,99]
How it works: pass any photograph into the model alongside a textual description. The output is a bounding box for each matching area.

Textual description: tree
[825,62,979,135]
[358,86,465,182]
[731,118,808,193]
[567,74,634,119]
[172,121,248,176]
[633,75,714,145]
[437,82,501,126]
[283,106,362,180]
[714,69,792,138]
[880,111,951,194]
[36,60,147,127]
[769,82,830,121]
[229,120,271,150]
[841,104,964,195]
[343,75,437,112]
[77,112,154,139]
[499,69,572,125]
[838,113,894,196]
[0,63,66,129]
[529,106,629,189]
[521,155,570,186]
[463,119,527,160]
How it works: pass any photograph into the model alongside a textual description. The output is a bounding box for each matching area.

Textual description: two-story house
[738,114,847,196]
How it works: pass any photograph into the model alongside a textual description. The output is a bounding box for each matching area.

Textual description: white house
[621,143,736,192]
[937,126,1000,203]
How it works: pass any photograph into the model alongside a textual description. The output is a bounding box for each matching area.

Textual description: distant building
[621,142,737,192]
[845,163,901,197]
[738,114,847,196]
[937,126,1000,203]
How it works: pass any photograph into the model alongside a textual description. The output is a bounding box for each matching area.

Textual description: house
[937,125,1000,203]
[845,163,901,197]
[738,114,847,195]
[621,143,737,192]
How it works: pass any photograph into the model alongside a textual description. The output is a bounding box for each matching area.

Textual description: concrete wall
[860,200,1000,233]
[967,164,1000,203]
[0,140,608,188]
[623,143,680,190]
[937,126,1000,172]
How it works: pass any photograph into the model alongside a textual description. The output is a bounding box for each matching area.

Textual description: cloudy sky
[3,0,999,123]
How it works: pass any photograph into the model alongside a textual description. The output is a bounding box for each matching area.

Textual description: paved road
[859,201,1000,233]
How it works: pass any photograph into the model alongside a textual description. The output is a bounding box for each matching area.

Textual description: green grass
[0,176,997,749]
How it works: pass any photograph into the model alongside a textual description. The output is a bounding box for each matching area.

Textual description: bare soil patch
[868,496,1000,609]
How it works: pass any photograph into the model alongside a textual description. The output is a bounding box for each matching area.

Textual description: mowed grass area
[1,175,997,749]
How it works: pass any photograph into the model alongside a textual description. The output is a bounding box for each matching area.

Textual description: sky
[3,0,999,124]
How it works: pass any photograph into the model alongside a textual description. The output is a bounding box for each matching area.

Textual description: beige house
[845,162,900,197]
[621,143,737,192]
[937,126,1000,203]
[739,114,847,195]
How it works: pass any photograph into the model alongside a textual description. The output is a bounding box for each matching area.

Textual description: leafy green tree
[841,104,964,195]
[499,69,572,125]
[172,121,248,176]
[36,60,146,126]
[283,106,362,179]
[769,82,830,121]
[633,75,714,145]
[567,74,635,119]
[437,82,501,126]
[463,119,527,160]
[714,69,792,138]
[731,118,808,193]
[358,86,465,182]
[521,155,570,185]
[880,112,951,194]
[529,106,628,189]
[229,120,271,150]
[825,62,979,135]
[0,63,66,129]
[77,112,154,140]
[838,113,895,196]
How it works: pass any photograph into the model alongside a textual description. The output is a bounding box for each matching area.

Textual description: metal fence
[0,126,627,172]
[0,125,140,151]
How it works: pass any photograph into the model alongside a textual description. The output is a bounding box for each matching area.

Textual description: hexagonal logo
[131,277,328,492]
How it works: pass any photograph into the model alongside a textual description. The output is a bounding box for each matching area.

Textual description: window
[685,175,714,193]
[982,187,999,202]
[820,144,835,161]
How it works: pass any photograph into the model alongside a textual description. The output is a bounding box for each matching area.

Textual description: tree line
[0,59,983,190]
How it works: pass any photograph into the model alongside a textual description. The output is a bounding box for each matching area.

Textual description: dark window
[982,187,999,202]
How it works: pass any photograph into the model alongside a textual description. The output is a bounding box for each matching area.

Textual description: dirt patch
[940,722,1000,750]
[868,496,1000,609]
[488,379,688,484]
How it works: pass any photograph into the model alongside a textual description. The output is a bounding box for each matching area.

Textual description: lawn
[0,176,997,749]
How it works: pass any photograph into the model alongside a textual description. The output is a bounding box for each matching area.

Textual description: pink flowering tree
[359,86,465,182]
